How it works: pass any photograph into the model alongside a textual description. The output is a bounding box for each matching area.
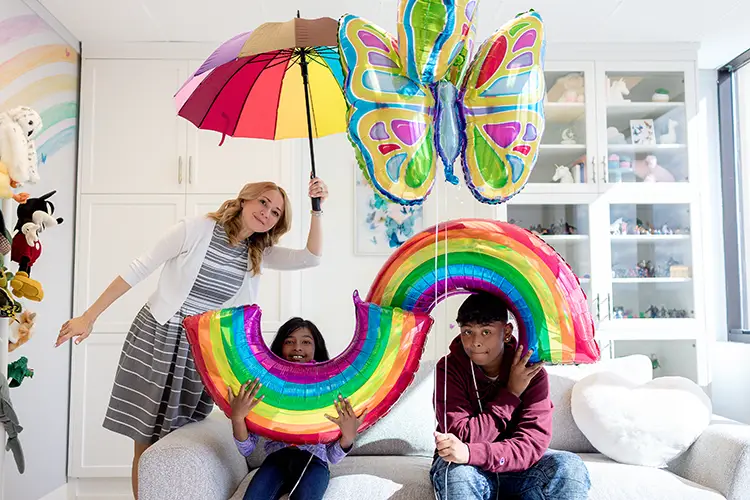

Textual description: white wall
[0,2,78,498]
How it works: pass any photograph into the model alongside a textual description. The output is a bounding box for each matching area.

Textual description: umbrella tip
[296,10,301,18]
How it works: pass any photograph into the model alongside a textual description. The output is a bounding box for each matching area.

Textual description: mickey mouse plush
[10,190,63,301]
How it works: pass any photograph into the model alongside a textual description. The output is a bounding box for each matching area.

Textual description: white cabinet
[80,58,296,196]
[79,60,188,194]
[498,59,709,385]
[75,194,186,331]
[68,334,132,477]
[73,56,307,478]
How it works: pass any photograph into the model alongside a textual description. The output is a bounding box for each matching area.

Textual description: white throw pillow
[571,372,711,467]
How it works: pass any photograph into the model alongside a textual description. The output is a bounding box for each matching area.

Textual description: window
[719,49,750,341]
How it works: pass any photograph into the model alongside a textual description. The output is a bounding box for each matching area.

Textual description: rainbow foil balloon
[338,0,546,205]
[368,219,599,364]
[184,292,433,445]
[184,219,598,444]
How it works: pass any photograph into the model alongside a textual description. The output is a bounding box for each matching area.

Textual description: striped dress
[103,224,249,443]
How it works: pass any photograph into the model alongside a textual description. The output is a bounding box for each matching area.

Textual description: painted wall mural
[0,14,79,163]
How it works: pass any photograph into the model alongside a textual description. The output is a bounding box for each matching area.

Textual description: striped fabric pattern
[103,224,249,443]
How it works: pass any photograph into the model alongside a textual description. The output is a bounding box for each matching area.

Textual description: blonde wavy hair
[208,181,292,275]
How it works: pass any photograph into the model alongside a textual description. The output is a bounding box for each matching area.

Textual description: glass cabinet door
[608,203,694,320]
[533,64,596,188]
[506,203,592,301]
[602,69,688,184]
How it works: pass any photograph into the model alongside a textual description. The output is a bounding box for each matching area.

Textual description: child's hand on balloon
[229,378,264,421]
[325,395,367,451]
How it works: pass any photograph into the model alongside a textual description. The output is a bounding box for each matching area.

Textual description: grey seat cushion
[229,456,433,500]
[581,454,725,500]
[229,453,725,500]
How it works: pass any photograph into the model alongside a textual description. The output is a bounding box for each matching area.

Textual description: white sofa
[139,355,750,500]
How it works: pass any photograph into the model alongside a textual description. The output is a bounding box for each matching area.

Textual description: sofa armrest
[669,419,750,500]
[138,413,248,500]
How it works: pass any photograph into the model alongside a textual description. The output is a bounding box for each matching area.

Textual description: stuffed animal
[0,266,22,318]
[7,356,33,388]
[0,161,29,204]
[0,106,42,187]
[633,155,675,183]
[0,372,24,473]
[0,207,11,255]
[10,190,63,301]
[8,310,35,353]
[555,73,585,103]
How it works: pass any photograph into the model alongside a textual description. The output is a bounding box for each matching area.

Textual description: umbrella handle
[311,196,321,212]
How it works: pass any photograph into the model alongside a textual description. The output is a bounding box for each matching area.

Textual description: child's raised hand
[507,345,544,398]
[228,378,264,422]
[434,432,469,464]
[325,395,367,450]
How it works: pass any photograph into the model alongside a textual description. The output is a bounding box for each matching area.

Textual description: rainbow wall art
[0,12,79,163]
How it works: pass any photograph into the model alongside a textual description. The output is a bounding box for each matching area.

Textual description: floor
[40,479,132,500]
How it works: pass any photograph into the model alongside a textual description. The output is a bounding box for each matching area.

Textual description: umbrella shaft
[299,49,321,211]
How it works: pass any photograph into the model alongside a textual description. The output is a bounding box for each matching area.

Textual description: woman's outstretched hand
[56,315,94,347]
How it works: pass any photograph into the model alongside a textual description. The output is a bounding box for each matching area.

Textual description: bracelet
[310,210,323,216]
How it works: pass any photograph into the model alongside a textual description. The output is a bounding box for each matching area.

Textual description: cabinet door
[185,194,295,335]
[524,61,599,195]
[75,194,186,332]
[594,61,695,190]
[185,60,294,194]
[79,59,188,194]
[68,334,132,477]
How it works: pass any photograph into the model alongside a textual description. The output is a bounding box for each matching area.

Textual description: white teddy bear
[0,106,43,187]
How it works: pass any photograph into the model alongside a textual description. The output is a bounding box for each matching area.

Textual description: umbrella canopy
[174,16,346,142]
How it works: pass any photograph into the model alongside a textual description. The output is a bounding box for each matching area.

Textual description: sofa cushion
[350,361,437,457]
[230,456,433,500]
[229,454,725,500]
[581,453,725,500]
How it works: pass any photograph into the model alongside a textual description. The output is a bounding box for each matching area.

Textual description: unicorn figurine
[552,164,575,183]
[607,78,630,103]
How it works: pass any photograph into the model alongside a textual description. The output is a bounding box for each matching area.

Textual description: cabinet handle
[178,156,183,184]
[591,157,597,184]
[188,156,194,184]
[601,155,608,183]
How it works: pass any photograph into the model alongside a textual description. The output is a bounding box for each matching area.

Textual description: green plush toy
[7,357,33,388]
[0,266,22,319]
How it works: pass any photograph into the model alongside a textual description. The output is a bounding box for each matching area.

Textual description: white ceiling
[39,0,750,68]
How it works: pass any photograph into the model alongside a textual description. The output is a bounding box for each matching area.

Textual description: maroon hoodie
[434,335,553,473]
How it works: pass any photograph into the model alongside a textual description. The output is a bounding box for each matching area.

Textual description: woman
[55,177,328,498]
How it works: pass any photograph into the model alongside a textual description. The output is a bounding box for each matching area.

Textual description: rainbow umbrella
[174,13,346,210]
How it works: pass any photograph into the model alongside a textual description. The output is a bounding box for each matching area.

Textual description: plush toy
[555,73,585,103]
[7,357,33,388]
[0,106,42,187]
[11,190,63,301]
[0,207,11,255]
[633,155,675,183]
[8,310,35,353]
[0,372,24,473]
[0,266,22,318]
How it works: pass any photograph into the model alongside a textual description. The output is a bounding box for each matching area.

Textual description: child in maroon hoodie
[431,292,590,500]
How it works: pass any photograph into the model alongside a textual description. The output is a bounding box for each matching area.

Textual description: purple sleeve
[234,434,260,457]
[325,440,350,465]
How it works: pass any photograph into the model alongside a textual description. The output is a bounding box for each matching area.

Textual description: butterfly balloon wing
[339,14,437,205]
[460,11,546,204]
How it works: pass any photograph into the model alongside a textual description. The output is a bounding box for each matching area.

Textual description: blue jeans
[430,450,591,500]
[244,447,330,500]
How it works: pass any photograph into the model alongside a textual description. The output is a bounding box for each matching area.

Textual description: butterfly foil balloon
[339,0,546,205]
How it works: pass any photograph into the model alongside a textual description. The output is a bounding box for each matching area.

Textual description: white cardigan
[121,216,321,325]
